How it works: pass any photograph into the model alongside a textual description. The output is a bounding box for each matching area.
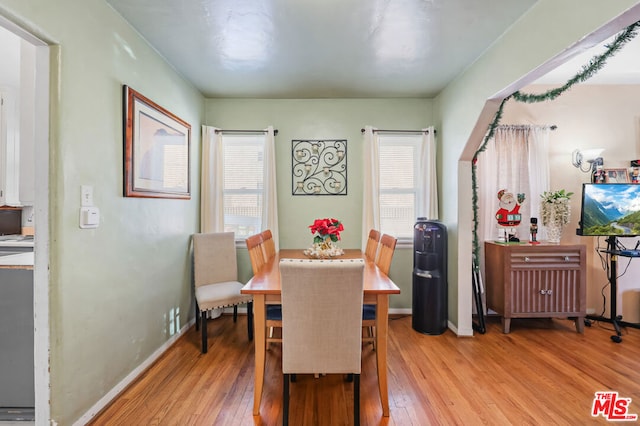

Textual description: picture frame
[123,85,191,199]
[604,168,630,183]
[291,139,347,195]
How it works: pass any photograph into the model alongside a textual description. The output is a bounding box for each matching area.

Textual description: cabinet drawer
[510,251,582,268]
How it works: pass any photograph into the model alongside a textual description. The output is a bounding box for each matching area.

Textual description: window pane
[222,135,265,239]
[223,193,263,238]
[378,135,420,238]
[379,144,415,189]
[380,193,415,238]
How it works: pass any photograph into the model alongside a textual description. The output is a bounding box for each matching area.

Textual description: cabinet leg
[501,318,511,334]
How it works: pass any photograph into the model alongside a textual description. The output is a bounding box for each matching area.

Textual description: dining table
[241,248,401,417]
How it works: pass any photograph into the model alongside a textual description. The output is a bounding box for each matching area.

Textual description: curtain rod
[360,128,436,135]
[215,129,279,135]
[497,124,557,131]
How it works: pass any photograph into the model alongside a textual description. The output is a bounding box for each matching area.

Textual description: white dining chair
[280,258,365,426]
[192,232,253,353]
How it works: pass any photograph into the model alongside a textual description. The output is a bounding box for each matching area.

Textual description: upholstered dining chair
[246,232,282,344]
[364,229,381,260]
[261,229,276,259]
[193,232,253,354]
[363,233,398,349]
[280,258,365,426]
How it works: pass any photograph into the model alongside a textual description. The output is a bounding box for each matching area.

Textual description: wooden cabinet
[484,241,586,333]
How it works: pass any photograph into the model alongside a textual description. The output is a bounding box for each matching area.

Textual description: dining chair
[193,232,253,353]
[280,258,365,426]
[246,233,266,275]
[261,229,276,259]
[375,233,398,275]
[246,232,282,344]
[364,229,381,260]
[363,233,398,349]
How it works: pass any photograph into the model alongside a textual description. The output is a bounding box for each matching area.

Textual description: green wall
[207,98,433,310]
[435,0,640,335]
[0,0,204,424]
[1,0,639,423]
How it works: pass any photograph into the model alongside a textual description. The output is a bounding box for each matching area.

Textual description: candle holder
[291,139,347,195]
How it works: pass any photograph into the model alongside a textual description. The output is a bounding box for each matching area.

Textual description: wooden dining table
[241,249,401,417]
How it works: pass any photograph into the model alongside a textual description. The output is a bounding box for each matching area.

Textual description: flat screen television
[578,183,640,236]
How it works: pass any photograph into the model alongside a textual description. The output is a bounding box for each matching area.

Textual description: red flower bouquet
[304,218,345,258]
[309,217,344,244]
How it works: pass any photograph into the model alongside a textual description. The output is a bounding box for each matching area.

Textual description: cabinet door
[510,268,582,314]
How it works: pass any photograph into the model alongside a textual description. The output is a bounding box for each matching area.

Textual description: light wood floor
[88,314,640,425]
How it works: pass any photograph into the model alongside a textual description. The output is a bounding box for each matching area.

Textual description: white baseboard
[73,319,196,426]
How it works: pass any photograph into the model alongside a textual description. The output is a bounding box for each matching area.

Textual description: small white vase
[546,222,563,244]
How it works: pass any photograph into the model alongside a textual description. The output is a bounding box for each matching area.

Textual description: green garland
[471,20,640,270]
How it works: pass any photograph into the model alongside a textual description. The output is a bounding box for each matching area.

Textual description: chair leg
[283,373,290,426]
[369,326,376,351]
[354,374,360,426]
[233,305,238,322]
[195,301,200,331]
[201,310,208,354]
[247,301,254,341]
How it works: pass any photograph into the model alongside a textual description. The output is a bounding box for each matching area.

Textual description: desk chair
[280,259,365,426]
[193,232,253,353]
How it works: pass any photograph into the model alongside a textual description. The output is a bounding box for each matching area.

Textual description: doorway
[0,16,50,424]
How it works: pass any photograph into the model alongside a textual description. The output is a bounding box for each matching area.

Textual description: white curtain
[418,126,439,220]
[361,125,438,250]
[477,125,551,244]
[201,125,224,232]
[262,126,280,251]
[361,126,381,250]
[201,125,279,243]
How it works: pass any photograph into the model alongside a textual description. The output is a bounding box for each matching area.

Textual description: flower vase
[545,209,564,244]
[303,240,344,258]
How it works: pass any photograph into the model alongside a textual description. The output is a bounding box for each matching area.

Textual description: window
[378,135,422,239]
[222,134,265,239]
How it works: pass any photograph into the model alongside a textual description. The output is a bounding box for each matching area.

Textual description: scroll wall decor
[292,139,347,195]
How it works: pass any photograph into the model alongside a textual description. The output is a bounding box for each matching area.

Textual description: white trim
[73,319,196,426]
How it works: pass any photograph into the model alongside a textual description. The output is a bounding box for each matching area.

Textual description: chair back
[246,233,266,274]
[364,229,381,260]
[193,232,238,288]
[375,234,397,275]
[280,259,364,375]
[261,229,276,259]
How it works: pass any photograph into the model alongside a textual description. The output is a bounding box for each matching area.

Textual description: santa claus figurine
[495,189,525,227]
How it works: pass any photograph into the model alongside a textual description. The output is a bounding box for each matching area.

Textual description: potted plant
[540,189,573,243]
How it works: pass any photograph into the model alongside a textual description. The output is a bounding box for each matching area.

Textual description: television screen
[579,183,640,236]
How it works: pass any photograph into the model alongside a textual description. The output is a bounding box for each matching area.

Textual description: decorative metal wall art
[292,139,347,195]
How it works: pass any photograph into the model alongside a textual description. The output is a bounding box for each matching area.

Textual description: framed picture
[604,168,630,183]
[291,139,347,195]
[123,85,191,199]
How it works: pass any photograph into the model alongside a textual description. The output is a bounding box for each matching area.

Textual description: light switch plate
[81,185,93,207]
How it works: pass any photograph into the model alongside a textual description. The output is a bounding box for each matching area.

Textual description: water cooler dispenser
[412,218,447,335]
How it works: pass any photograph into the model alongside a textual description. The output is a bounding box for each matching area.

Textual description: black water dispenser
[412,218,447,335]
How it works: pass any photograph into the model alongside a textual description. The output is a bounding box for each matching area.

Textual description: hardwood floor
[88,314,640,425]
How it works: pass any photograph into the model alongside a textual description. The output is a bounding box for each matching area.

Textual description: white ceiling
[106,0,538,98]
